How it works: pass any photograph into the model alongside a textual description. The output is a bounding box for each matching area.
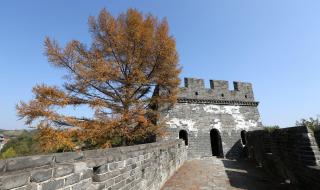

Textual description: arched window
[241,130,247,145]
[179,130,188,146]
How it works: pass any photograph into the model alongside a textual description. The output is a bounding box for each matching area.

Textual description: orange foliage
[17,8,180,152]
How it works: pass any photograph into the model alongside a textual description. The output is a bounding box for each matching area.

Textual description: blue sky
[1,0,320,129]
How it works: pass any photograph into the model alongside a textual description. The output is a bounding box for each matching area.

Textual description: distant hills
[0,129,34,138]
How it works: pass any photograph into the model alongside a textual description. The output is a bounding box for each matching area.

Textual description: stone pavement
[161,157,293,190]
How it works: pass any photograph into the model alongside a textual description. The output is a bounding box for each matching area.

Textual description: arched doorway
[241,130,247,145]
[210,129,223,157]
[179,130,188,146]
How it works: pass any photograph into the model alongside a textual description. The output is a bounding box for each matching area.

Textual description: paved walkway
[161,157,293,190]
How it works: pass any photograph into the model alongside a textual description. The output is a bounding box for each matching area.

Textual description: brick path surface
[161,157,293,190]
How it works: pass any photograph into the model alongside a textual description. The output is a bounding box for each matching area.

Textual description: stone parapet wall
[0,140,187,190]
[246,126,320,189]
[179,78,256,102]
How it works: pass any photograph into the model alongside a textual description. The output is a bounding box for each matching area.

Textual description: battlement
[179,77,256,104]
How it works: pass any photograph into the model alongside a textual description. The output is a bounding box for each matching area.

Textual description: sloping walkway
[161,157,292,190]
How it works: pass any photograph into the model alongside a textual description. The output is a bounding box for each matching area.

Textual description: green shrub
[263,125,280,133]
[0,147,16,159]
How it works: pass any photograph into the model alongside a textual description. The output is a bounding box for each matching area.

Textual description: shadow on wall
[221,159,294,190]
[225,140,244,159]
[246,126,320,190]
[225,130,248,160]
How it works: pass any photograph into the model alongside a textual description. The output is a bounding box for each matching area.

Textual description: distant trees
[0,130,40,159]
[17,9,180,152]
[296,116,320,131]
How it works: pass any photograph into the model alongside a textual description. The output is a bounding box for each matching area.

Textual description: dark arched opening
[241,130,247,145]
[210,129,223,157]
[179,130,188,146]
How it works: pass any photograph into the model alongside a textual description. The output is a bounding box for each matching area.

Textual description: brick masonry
[161,78,262,159]
[0,140,187,190]
[246,126,320,190]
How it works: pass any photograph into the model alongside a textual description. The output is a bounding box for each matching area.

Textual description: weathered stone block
[0,160,6,172]
[53,164,74,178]
[41,179,64,190]
[30,168,52,182]
[86,183,104,190]
[85,159,108,168]
[108,161,123,171]
[104,178,115,188]
[114,174,123,184]
[6,185,35,190]
[60,187,71,190]
[6,155,53,172]
[125,175,135,185]
[71,179,91,190]
[83,149,107,159]
[0,173,29,190]
[17,183,39,190]
[73,162,88,173]
[93,170,120,182]
[80,169,93,180]
[125,158,136,166]
[109,180,125,190]
[54,152,83,163]
[89,179,109,190]
[64,173,80,186]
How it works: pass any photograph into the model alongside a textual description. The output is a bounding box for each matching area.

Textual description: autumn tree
[17,9,180,152]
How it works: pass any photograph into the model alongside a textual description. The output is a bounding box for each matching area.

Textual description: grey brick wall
[162,78,262,159]
[246,126,320,189]
[0,140,187,190]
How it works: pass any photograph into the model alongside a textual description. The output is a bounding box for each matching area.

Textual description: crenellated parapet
[178,78,258,106]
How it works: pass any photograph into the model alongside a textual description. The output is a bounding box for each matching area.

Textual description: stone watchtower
[162,78,262,159]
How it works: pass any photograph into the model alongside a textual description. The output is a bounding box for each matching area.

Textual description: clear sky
[1,0,320,129]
